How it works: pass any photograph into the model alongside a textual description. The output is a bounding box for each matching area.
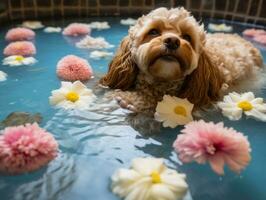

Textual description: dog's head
[100,7,223,107]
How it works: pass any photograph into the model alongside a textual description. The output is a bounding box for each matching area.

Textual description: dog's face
[130,8,204,81]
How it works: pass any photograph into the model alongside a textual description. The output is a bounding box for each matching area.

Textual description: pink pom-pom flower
[63,23,91,36]
[0,123,58,174]
[173,120,251,175]
[56,55,93,81]
[253,34,266,45]
[5,27,35,41]
[3,41,36,56]
[242,28,266,37]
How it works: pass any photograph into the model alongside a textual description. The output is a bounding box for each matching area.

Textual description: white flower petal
[241,92,255,101]
[131,157,165,175]
[245,109,266,122]
[0,71,7,81]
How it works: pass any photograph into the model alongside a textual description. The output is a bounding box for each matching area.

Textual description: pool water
[0,17,266,200]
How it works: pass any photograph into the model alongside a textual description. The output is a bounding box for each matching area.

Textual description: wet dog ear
[100,36,139,90]
[178,47,224,107]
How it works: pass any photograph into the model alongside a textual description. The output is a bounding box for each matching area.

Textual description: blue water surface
[0,17,266,200]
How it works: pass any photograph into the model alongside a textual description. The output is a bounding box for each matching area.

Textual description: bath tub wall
[2,0,266,25]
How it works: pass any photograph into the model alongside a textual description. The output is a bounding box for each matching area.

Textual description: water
[0,17,266,200]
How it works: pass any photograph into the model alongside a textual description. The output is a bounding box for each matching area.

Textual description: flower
[89,50,113,59]
[242,28,266,37]
[217,92,266,121]
[253,34,266,45]
[3,55,37,66]
[120,18,137,25]
[173,120,251,175]
[208,23,232,32]
[88,21,110,30]
[22,21,44,29]
[0,71,7,82]
[49,81,96,110]
[56,55,93,81]
[111,157,188,200]
[5,27,35,41]
[0,123,58,174]
[3,41,36,56]
[154,95,194,128]
[44,27,62,33]
[76,35,114,49]
[63,23,91,36]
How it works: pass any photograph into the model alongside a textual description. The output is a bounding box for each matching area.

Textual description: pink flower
[3,41,36,56]
[63,23,91,36]
[5,27,35,41]
[173,120,251,175]
[253,34,266,45]
[56,55,93,81]
[0,123,58,174]
[242,28,266,37]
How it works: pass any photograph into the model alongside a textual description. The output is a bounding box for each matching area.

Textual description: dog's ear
[100,36,138,90]
[178,48,223,107]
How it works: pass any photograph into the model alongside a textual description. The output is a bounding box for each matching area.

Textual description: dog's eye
[148,29,160,36]
[182,34,191,42]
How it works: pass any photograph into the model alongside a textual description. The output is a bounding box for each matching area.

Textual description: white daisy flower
[88,22,110,30]
[22,21,44,29]
[208,23,232,32]
[111,157,188,200]
[2,55,37,67]
[89,50,113,59]
[0,71,7,82]
[155,95,194,128]
[49,81,96,110]
[44,27,62,33]
[120,18,137,26]
[76,35,114,49]
[217,92,266,121]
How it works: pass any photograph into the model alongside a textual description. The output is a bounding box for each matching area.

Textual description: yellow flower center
[150,171,161,184]
[237,101,253,111]
[15,56,24,62]
[66,92,79,102]
[174,106,187,117]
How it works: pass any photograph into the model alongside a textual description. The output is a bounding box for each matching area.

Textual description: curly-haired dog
[100,7,263,113]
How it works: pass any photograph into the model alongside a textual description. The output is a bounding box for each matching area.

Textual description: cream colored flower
[49,81,96,110]
[88,21,110,30]
[89,50,113,59]
[155,95,194,128]
[44,27,62,33]
[111,157,188,200]
[0,71,7,82]
[120,18,137,25]
[3,55,37,66]
[217,92,266,121]
[22,21,44,29]
[76,36,114,49]
[208,23,232,32]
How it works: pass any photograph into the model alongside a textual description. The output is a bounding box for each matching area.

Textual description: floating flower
[5,27,35,41]
[22,21,44,29]
[154,95,194,128]
[208,23,232,32]
[63,23,91,36]
[242,28,266,37]
[173,120,251,175]
[0,71,7,82]
[49,81,96,110]
[56,55,93,81]
[217,92,266,121]
[253,34,266,45]
[44,27,62,33]
[0,123,58,174]
[88,21,110,30]
[76,35,114,49]
[120,18,137,26]
[89,50,113,59]
[111,157,188,200]
[3,55,37,66]
[3,41,36,56]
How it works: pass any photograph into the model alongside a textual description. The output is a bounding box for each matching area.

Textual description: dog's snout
[164,37,180,50]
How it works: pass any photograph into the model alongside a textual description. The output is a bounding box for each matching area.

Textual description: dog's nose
[164,37,180,50]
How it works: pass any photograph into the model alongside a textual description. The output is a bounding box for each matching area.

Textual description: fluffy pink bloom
[173,120,251,175]
[0,123,58,174]
[253,34,266,45]
[5,27,35,41]
[56,55,93,81]
[63,23,91,36]
[242,28,266,37]
[3,41,36,56]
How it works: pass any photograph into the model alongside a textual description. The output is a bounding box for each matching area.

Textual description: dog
[100,7,263,113]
